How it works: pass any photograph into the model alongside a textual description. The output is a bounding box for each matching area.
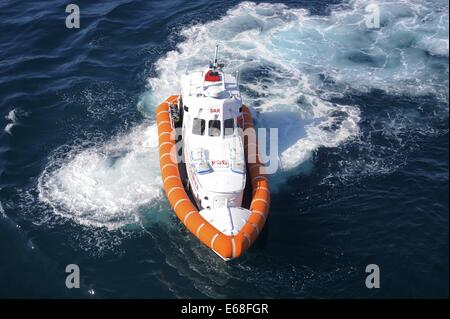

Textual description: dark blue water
[0,0,448,298]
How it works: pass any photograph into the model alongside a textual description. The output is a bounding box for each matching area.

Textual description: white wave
[149,0,448,99]
[38,0,448,229]
[6,109,17,122]
[4,107,31,135]
[38,123,163,229]
[4,108,19,135]
[147,0,447,172]
[4,123,13,135]
[0,200,7,218]
[148,2,363,172]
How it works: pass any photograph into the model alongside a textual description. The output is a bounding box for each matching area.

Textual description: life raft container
[156,95,270,260]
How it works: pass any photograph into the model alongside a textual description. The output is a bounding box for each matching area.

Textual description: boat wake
[37,0,448,234]
[38,123,163,230]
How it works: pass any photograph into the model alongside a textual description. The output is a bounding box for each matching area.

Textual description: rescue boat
[155,46,270,260]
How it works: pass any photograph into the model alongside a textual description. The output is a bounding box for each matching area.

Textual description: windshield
[192,118,205,135]
[208,120,221,137]
[224,118,235,136]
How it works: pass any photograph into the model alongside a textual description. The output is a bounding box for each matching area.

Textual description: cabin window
[192,118,205,135]
[224,118,235,136]
[208,120,221,137]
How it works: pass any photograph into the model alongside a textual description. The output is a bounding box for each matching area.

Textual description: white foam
[0,200,6,218]
[147,0,447,174]
[147,1,366,173]
[4,123,13,135]
[38,0,448,229]
[38,123,163,229]
[6,109,17,122]
[4,108,19,135]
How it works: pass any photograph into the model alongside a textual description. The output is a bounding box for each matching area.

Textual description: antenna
[213,44,219,68]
